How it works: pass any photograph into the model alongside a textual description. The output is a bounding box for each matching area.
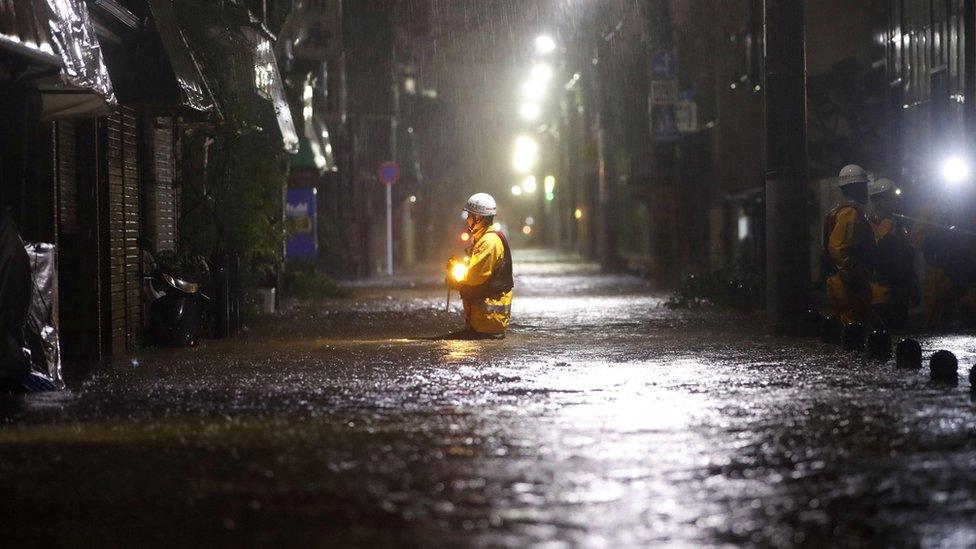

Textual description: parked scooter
[141,243,209,348]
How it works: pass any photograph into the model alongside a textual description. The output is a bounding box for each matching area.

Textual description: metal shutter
[55,120,79,234]
[149,117,177,252]
[106,106,142,353]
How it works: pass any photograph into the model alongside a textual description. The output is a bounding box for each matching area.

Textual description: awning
[0,2,62,69]
[143,0,218,115]
[244,27,299,154]
[39,0,116,120]
[292,115,336,173]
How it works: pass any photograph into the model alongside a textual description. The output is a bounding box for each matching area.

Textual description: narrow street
[1,250,975,546]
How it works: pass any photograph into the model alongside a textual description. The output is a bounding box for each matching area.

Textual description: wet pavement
[2,249,976,547]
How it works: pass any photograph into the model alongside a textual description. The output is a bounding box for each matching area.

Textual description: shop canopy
[39,0,117,120]
[0,2,62,70]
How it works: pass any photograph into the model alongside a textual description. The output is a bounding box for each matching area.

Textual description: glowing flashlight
[452,260,468,282]
[942,156,971,185]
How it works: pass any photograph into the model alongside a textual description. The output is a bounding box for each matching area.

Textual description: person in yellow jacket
[912,199,961,329]
[867,179,918,328]
[445,193,513,340]
[822,165,881,328]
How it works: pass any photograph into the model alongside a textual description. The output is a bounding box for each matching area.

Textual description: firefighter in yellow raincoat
[822,165,880,328]
[445,193,513,339]
[868,179,918,329]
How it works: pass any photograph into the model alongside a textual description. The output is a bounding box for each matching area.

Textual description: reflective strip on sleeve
[480,303,511,314]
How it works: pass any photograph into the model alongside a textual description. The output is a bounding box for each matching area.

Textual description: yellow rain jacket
[458,227,513,334]
[822,202,875,325]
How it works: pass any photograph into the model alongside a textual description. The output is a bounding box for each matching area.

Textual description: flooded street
[2,250,976,547]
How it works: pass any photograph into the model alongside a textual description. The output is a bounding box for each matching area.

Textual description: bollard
[866,330,892,361]
[895,338,922,368]
[929,350,958,385]
[802,308,822,337]
[820,315,842,344]
[842,321,865,351]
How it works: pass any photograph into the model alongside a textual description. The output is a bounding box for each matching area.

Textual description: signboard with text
[285,188,318,262]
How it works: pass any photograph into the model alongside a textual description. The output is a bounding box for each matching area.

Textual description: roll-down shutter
[105,106,141,352]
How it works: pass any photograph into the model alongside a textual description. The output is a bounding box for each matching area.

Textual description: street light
[512,135,539,173]
[530,63,554,84]
[520,102,541,122]
[511,185,523,196]
[521,175,538,194]
[942,156,971,185]
[535,35,556,55]
[521,79,546,101]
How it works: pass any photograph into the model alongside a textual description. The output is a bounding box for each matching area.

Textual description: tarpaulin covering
[0,211,62,392]
[24,243,64,390]
[0,210,31,379]
[244,27,299,154]
[41,0,116,119]
[146,0,218,114]
[0,1,61,67]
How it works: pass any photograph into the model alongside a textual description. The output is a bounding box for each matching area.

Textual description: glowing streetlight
[511,185,523,196]
[574,208,583,220]
[520,102,541,121]
[521,79,546,101]
[512,135,539,173]
[535,35,556,55]
[530,63,554,84]
[942,156,971,185]
[521,175,538,194]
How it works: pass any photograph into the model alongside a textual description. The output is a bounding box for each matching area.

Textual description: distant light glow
[544,175,556,194]
[522,79,546,101]
[512,136,539,173]
[894,188,902,196]
[460,232,470,242]
[522,225,532,235]
[738,216,750,241]
[942,156,970,185]
[535,35,556,55]
[409,195,417,203]
[545,192,554,202]
[530,63,554,84]
[525,216,535,226]
[520,102,541,121]
[521,175,538,194]
[511,185,523,196]
[404,77,417,95]
[574,208,583,220]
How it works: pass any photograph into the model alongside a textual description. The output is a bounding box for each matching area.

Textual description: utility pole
[593,34,619,271]
[763,0,810,334]
[643,0,678,287]
[386,3,399,277]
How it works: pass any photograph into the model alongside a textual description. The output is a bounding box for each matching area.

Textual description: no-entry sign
[378,161,400,185]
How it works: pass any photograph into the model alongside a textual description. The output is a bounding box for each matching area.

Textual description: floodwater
[1,249,975,547]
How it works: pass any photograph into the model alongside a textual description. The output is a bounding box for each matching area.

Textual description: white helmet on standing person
[838,164,870,187]
[869,178,895,196]
[464,193,497,217]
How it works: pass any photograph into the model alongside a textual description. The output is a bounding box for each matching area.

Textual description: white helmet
[869,178,895,196]
[464,193,497,216]
[838,164,870,187]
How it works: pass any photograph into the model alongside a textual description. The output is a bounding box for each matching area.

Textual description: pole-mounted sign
[378,161,400,185]
[378,161,399,276]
